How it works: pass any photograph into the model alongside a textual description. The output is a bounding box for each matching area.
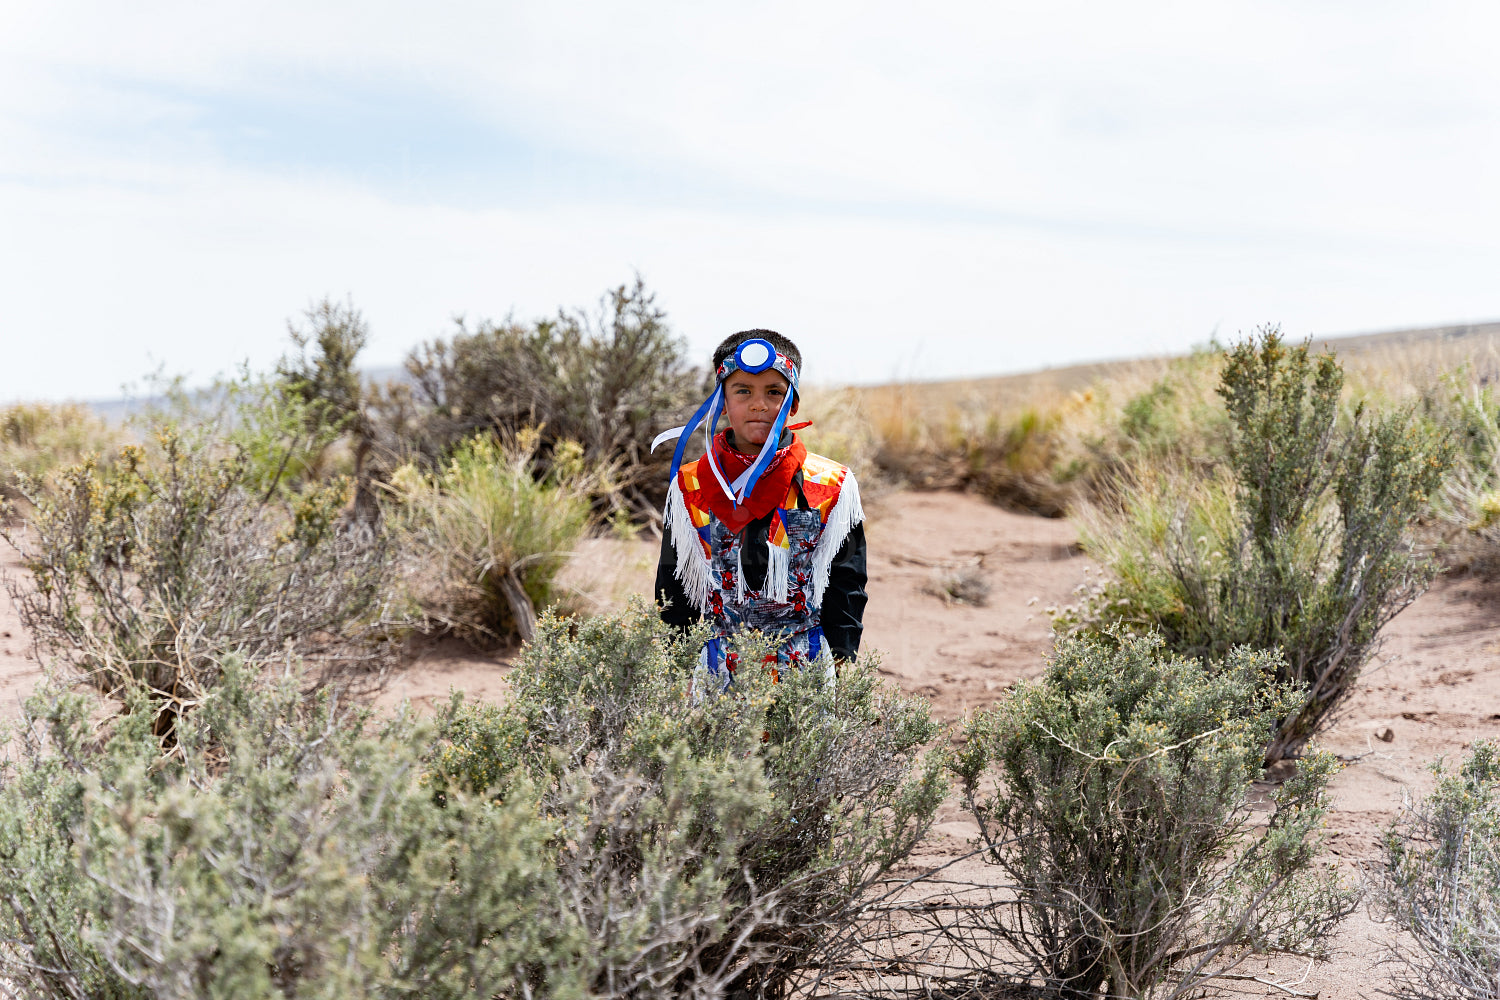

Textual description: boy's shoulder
[797,451,860,524]
[798,450,854,487]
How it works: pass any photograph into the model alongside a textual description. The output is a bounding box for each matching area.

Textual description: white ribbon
[650,425,685,453]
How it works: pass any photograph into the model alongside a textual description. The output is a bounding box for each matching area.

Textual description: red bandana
[693,431,807,533]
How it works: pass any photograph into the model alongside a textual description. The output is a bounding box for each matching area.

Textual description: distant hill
[1312,319,1500,356]
[859,319,1500,401]
[83,365,414,425]
[78,320,1500,423]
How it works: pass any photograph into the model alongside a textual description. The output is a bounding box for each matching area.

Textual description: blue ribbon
[705,636,730,689]
[668,385,722,483]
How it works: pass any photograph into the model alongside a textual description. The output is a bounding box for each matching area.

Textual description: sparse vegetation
[1059,331,1452,760]
[1379,741,1500,1000]
[2,430,403,732]
[953,629,1354,1000]
[0,606,944,1000]
[923,563,991,606]
[795,385,881,482]
[1426,374,1500,574]
[434,603,946,999]
[6,283,1500,999]
[857,349,1230,517]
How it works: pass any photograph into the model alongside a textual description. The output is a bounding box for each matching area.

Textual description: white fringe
[665,479,712,614]
[810,470,865,608]
[766,539,790,602]
[735,545,746,603]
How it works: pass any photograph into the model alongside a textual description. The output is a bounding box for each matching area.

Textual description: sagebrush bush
[274,298,383,520]
[0,609,943,1000]
[2,430,403,730]
[953,629,1353,1000]
[1064,330,1451,760]
[401,277,702,522]
[433,602,947,999]
[0,683,150,999]
[389,430,593,642]
[0,660,571,1000]
[1379,741,1500,1000]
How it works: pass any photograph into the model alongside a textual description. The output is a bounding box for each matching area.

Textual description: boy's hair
[712,329,803,379]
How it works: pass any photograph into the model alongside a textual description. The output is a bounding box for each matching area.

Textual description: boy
[654,330,867,689]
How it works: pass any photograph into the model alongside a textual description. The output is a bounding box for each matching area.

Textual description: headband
[714,338,799,392]
[650,338,800,509]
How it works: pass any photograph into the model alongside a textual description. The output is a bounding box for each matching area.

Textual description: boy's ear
[791,396,800,416]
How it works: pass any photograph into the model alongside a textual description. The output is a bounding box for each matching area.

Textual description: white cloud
[2,1,1498,400]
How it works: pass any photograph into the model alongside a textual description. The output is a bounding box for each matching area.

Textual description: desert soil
[5,490,1499,999]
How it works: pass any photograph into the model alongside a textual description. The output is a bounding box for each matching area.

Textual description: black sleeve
[655,522,702,632]
[820,522,867,662]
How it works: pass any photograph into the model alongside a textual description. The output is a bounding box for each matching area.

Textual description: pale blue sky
[3,1,1498,400]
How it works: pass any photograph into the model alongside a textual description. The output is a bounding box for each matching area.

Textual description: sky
[2,2,1498,401]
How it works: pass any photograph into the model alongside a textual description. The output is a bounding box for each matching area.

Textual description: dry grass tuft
[387,429,595,643]
[1,402,124,507]
[923,563,992,607]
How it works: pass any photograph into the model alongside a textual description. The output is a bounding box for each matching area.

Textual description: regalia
[653,337,866,689]
[664,440,862,685]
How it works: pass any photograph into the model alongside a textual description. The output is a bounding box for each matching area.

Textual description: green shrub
[433,602,947,998]
[401,277,702,522]
[1379,741,1500,1000]
[1065,330,1452,760]
[953,629,1353,1000]
[389,430,593,643]
[0,683,151,999]
[1104,349,1232,477]
[274,298,382,520]
[218,370,348,496]
[2,430,403,729]
[0,608,942,1000]
[0,660,571,1000]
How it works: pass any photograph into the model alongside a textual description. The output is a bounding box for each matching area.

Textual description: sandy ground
[0,543,42,719]
[4,491,1500,998]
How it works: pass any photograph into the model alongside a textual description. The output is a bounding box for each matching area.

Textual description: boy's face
[723,368,798,448]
